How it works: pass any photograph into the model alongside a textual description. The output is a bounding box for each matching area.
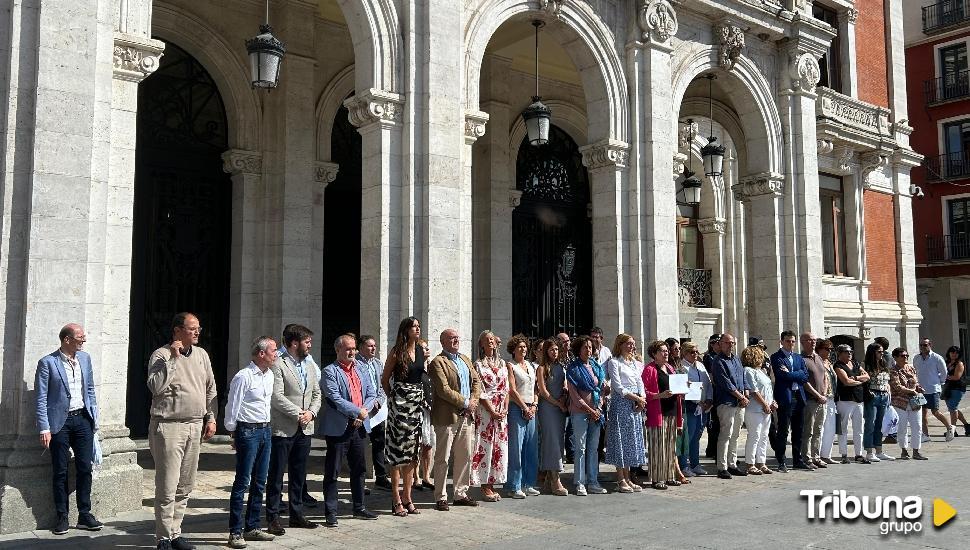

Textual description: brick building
[905,0,970,350]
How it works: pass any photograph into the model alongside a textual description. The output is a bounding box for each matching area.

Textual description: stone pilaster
[223,150,264,380]
[837,7,859,97]
[345,89,405,354]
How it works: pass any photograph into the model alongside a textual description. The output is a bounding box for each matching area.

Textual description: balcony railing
[927,234,970,262]
[815,87,892,140]
[923,0,970,34]
[924,151,970,182]
[677,268,713,308]
[924,70,970,104]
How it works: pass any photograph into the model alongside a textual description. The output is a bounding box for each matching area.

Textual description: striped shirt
[59,352,85,411]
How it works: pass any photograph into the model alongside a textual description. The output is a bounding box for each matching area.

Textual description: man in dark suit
[769,330,811,471]
[35,323,101,535]
[318,334,380,527]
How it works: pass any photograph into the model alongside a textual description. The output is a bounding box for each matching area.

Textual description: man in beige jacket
[430,328,481,511]
[147,312,217,550]
[265,324,321,533]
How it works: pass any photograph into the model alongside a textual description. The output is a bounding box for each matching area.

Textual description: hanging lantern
[681,165,703,205]
[701,74,725,178]
[521,20,551,146]
[246,2,285,89]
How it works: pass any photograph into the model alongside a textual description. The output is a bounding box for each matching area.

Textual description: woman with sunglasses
[890,348,928,460]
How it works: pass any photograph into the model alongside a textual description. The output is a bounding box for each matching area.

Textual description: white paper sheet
[370,403,388,426]
[668,373,689,394]
[685,381,703,401]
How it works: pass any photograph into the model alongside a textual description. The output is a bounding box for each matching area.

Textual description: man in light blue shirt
[914,338,954,441]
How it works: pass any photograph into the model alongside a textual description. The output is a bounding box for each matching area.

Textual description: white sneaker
[946,427,955,442]
[691,465,708,476]
[867,451,880,462]
[876,452,895,461]
[575,484,587,496]
[683,468,696,477]
[921,433,931,443]
[509,489,526,499]
[524,487,541,496]
[587,484,608,494]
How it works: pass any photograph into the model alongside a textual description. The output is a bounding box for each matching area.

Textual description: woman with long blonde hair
[604,334,646,492]
[470,330,509,501]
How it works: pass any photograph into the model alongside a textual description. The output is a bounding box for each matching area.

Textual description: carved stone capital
[734,172,785,200]
[509,189,523,208]
[638,0,678,45]
[861,152,891,190]
[837,147,854,172]
[579,140,630,171]
[817,139,834,155]
[673,152,688,177]
[540,0,565,18]
[714,21,745,71]
[841,8,859,25]
[315,161,339,186]
[113,33,165,83]
[697,217,726,235]
[222,149,262,176]
[344,88,404,128]
[464,110,489,144]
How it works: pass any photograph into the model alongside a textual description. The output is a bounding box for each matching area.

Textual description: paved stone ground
[2,416,968,549]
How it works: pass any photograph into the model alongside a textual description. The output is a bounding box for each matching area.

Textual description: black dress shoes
[266,518,286,536]
[170,537,196,550]
[289,515,318,529]
[353,509,379,520]
[324,515,338,528]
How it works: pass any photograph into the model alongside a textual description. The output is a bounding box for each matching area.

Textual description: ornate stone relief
[113,33,165,83]
[697,217,726,235]
[714,22,745,70]
[315,161,340,185]
[789,52,821,94]
[541,0,564,18]
[344,88,405,128]
[638,0,678,45]
[509,189,523,208]
[580,140,630,170]
[464,110,489,144]
[733,172,785,200]
[222,150,263,176]
[816,139,834,154]
[837,147,854,172]
[679,119,698,149]
[673,152,688,176]
[844,8,859,24]
[861,152,891,190]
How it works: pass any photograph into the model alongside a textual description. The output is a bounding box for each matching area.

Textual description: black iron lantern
[246,1,285,89]
[522,20,551,146]
[680,119,702,205]
[700,74,725,178]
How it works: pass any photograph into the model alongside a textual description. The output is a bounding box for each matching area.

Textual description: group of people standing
[34,314,968,549]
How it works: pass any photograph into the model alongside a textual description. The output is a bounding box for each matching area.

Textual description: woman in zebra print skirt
[381,317,427,517]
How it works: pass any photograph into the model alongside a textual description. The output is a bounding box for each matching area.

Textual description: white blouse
[607,356,645,397]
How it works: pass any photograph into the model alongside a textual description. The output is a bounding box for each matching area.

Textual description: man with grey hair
[224,336,279,548]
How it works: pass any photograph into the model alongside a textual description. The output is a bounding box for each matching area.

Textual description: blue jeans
[684,402,708,469]
[507,403,538,491]
[863,392,889,449]
[230,424,272,534]
[569,412,601,487]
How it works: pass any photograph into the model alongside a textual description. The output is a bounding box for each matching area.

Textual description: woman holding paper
[642,341,684,490]
[741,344,776,474]
[604,334,646,492]
[682,342,713,475]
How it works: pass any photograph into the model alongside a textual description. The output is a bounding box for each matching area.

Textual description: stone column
[734,174,787,341]
[838,8,859,97]
[581,140,630,338]
[222,150,265,377]
[626,0,681,343]
[345,90,405,354]
[0,1,151,533]
[779,36,827,334]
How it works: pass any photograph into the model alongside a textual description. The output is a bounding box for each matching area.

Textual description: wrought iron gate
[512,126,593,338]
[127,41,232,437]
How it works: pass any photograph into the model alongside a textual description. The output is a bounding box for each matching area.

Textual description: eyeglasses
[898,354,909,358]
[180,326,203,334]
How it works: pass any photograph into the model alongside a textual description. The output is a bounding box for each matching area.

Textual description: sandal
[392,502,408,517]
[666,479,682,486]
[481,493,499,502]
[652,481,667,490]
[677,477,691,484]
[403,501,420,514]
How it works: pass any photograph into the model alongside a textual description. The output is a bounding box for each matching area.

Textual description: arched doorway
[319,103,362,364]
[512,126,593,338]
[126,41,232,437]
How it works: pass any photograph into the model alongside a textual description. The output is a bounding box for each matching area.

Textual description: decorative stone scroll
[344,88,405,128]
[315,161,340,185]
[817,139,834,154]
[733,172,785,200]
[541,0,564,17]
[222,149,262,176]
[464,110,489,144]
[861,152,891,190]
[638,0,678,45]
[697,217,726,235]
[673,152,688,176]
[714,22,745,71]
[580,140,630,170]
[113,33,165,83]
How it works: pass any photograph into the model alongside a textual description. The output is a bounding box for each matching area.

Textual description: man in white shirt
[914,338,954,441]
[590,327,612,365]
[225,336,279,548]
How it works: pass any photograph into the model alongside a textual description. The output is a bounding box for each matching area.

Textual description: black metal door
[320,103,362,365]
[126,41,232,437]
[512,126,593,339]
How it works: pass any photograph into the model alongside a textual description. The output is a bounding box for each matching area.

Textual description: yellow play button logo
[934,498,957,527]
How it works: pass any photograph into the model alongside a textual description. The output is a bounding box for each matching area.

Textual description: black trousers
[323,426,368,516]
[50,413,95,516]
[370,421,388,479]
[770,393,806,465]
[265,431,311,520]
[705,405,720,458]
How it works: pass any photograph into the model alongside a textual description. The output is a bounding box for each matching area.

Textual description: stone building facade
[0,0,919,533]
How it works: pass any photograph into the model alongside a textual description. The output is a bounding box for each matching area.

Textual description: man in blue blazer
[35,323,101,535]
[318,334,380,527]
[769,330,811,472]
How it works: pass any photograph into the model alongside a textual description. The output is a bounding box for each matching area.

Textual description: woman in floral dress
[471,330,509,502]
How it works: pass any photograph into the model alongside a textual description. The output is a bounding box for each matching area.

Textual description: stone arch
[464,0,628,144]
[152,2,261,151]
[316,65,356,161]
[671,49,783,178]
[337,0,402,94]
[507,99,588,166]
